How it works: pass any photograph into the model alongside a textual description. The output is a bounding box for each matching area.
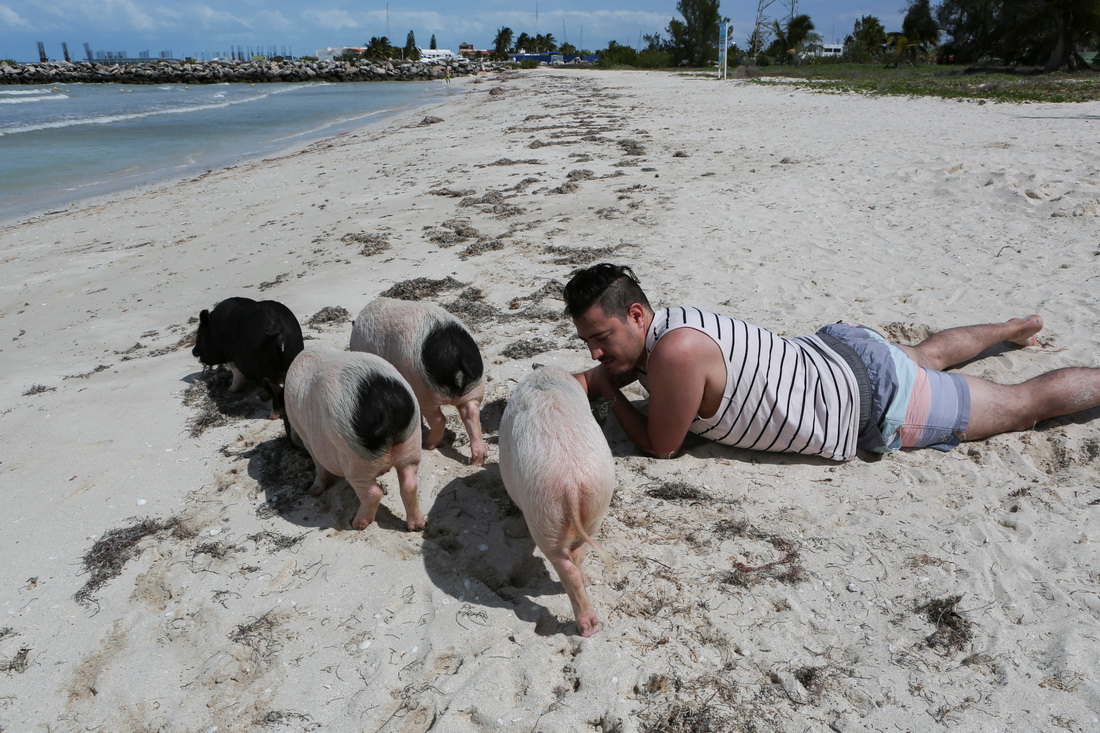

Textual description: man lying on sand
[566,263,1100,460]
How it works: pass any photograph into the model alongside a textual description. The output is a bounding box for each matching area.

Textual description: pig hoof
[308,481,326,496]
[406,514,426,532]
[352,516,375,530]
[469,445,487,467]
[577,614,601,637]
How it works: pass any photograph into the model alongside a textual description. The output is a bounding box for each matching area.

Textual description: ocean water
[0,80,453,225]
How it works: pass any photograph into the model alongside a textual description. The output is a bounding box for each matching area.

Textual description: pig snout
[499,367,615,637]
[284,347,424,532]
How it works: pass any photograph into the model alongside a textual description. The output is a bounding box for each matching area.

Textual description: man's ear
[627,302,646,327]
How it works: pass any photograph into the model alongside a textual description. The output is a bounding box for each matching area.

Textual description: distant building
[458,42,490,58]
[316,46,366,60]
[807,43,843,58]
[418,48,458,61]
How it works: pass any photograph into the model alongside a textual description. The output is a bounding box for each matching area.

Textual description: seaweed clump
[918,595,973,652]
[75,517,187,606]
[381,277,465,301]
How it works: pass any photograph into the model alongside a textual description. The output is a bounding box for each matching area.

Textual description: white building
[418,48,458,61]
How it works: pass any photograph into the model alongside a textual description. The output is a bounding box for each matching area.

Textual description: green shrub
[637,50,672,68]
[519,58,540,69]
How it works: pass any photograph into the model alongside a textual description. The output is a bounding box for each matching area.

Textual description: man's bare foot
[1006,315,1043,347]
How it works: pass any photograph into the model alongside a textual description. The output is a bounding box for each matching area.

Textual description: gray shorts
[817,323,971,453]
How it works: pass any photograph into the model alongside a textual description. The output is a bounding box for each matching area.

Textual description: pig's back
[350,298,433,373]
[286,347,418,475]
[500,368,614,515]
[351,297,483,400]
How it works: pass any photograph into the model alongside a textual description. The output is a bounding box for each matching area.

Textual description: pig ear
[199,309,210,326]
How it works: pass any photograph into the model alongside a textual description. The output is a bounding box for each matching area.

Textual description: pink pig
[498,366,615,637]
[350,297,487,466]
[283,346,424,531]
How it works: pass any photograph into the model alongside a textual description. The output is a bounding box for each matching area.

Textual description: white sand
[2,69,1098,731]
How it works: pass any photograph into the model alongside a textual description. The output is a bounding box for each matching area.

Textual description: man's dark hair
[563,263,651,320]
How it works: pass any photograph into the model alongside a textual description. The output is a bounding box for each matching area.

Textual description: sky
[0,0,911,64]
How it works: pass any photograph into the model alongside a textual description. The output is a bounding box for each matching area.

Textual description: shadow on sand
[419,470,578,636]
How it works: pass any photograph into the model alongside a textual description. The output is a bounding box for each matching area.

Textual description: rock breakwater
[0,57,502,85]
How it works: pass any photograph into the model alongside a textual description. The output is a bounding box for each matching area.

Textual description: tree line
[619,0,1096,72]
[338,0,1097,72]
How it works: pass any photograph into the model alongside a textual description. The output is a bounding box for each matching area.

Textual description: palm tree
[769,14,816,64]
[364,36,394,61]
[534,33,558,52]
[492,27,514,59]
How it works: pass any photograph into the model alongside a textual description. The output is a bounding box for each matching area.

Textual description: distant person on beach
[565,263,1100,461]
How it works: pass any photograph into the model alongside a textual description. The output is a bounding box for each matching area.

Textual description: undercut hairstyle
[563,263,651,320]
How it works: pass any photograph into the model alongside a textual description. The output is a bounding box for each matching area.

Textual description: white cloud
[257,10,295,32]
[0,4,31,29]
[190,5,254,32]
[302,9,362,30]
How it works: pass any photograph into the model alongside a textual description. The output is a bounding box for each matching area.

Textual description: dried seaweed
[645,480,709,501]
[0,648,30,674]
[459,238,507,259]
[307,306,349,329]
[918,595,973,652]
[75,517,181,606]
[380,276,465,301]
[544,243,623,266]
[341,231,391,256]
[501,338,556,360]
[231,611,282,662]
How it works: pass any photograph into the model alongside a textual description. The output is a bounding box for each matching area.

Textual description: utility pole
[751,0,777,58]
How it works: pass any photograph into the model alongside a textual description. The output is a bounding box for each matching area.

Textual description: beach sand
[1,68,1098,731]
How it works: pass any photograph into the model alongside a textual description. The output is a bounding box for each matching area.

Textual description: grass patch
[744,63,1100,103]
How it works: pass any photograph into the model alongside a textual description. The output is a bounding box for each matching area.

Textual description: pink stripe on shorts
[896,366,971,450]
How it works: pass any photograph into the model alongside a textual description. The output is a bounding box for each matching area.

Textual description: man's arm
[575,330,714,459]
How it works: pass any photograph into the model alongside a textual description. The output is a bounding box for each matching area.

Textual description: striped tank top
[642,307,861,461]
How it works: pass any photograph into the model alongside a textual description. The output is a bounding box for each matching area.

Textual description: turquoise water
[0,80,452,225]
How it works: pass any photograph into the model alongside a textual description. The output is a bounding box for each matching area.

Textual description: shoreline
[0,78,473,230]
[1,68,1098,731]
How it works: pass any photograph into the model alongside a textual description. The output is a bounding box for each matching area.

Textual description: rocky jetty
[0,57,502,85]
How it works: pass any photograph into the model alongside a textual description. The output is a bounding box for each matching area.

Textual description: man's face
[573,302,646,375]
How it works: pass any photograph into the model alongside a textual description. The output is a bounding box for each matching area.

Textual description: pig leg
[350,481,385,530]
[458,400,486,467]
[423,407,447,451]
[395,462,425,532]
[546,547,600,637]
[228,363,247,392]
[308,464,338,496]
